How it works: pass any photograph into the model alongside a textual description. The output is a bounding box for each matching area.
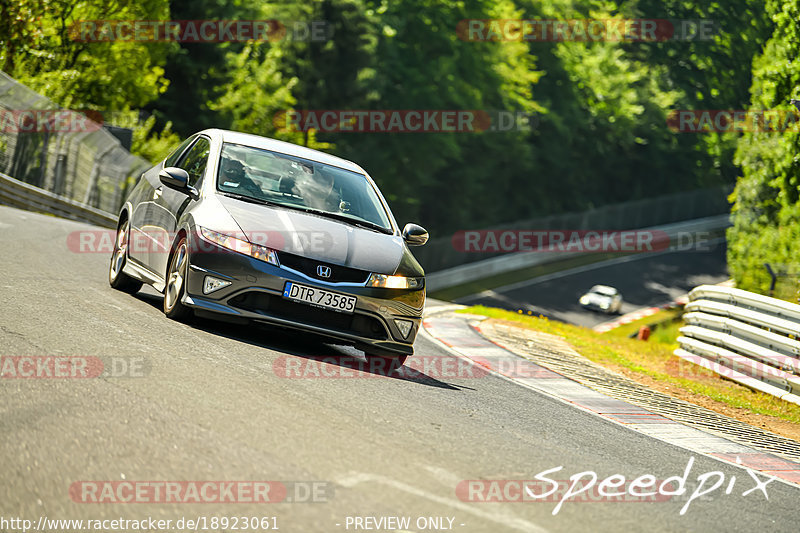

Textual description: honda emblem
[317,265,332,278]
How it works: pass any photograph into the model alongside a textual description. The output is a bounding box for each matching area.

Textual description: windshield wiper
[221,192,393,234]
[297,207,393,234]
[220,191,277,206]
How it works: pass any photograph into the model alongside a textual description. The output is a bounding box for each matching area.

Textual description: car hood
[217,195,405,274]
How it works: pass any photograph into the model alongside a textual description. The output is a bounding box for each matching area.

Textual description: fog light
[394,319,413,339]
[203,276,231,294]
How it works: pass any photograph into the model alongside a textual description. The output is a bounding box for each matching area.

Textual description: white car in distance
[579,285,623,314]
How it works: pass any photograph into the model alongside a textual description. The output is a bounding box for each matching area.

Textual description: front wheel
[109,219,143,294]
[163,238,193,320]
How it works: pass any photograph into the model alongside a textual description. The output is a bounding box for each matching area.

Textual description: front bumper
[580,302,615,314]
[182,230,425,356]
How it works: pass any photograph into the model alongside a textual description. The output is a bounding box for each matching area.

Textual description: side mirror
[159,167,190,192]
[402,223,429,246]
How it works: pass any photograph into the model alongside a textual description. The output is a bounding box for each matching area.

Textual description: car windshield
[590,286,617,297]
[216,142,393,233]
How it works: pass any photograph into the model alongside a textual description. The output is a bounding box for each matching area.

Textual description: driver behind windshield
[219,156,262,197]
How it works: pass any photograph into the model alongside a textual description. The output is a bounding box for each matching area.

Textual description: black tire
[163,238,193,321]
[109,218,143,294]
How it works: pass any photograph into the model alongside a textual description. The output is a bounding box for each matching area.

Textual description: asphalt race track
[1,205,797,532]
[457,246,730,328]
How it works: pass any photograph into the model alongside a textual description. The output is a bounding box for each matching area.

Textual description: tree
[146,0,260,136]
[728,0,800,296]
[329,0,541,232]
[6,0,174,111]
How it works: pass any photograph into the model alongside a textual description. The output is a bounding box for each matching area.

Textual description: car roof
[590,285,618,295]
[201,129,366,174]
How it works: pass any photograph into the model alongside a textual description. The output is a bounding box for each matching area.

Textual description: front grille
[229,291,388,340]
[277,252,370,283]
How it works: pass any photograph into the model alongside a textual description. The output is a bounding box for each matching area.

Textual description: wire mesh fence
[763,262,800,302]
[0,70,150,216]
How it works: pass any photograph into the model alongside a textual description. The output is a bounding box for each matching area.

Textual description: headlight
[199,227,279,266]
[366,273,424,289]
[580,296,590,305]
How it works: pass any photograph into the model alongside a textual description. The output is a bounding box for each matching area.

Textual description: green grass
[459,305,800,425]
[605,307,684,340]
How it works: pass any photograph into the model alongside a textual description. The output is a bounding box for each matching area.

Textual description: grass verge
[459,305,800,428]
[604,307,684,340]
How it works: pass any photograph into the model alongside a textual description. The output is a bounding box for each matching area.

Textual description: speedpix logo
[457,457,775,516]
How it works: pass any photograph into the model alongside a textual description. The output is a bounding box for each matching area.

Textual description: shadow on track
[130,290,474,391]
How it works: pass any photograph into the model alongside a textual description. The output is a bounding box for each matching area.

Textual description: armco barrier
[676,285,800,405]
[0,171,117,228]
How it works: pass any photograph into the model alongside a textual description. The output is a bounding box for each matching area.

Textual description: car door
[148,135,211,277]
[129,135,196,268]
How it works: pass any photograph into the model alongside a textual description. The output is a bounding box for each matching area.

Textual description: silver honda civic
[109,129,428,368]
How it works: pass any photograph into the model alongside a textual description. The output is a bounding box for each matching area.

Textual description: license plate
[282,282,357,314]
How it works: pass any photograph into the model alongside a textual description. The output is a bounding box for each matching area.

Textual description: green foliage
[7,0,792,260]
[330,0,540,230]
[145,0,263,135]
[728,0,800,296]
[2,0,177,163]
[6,0,175,110]
[207,44,298,136]
[131,115,182,163]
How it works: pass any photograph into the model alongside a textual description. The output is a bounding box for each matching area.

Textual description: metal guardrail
[676,285,800,405]
[0,171,117,228]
